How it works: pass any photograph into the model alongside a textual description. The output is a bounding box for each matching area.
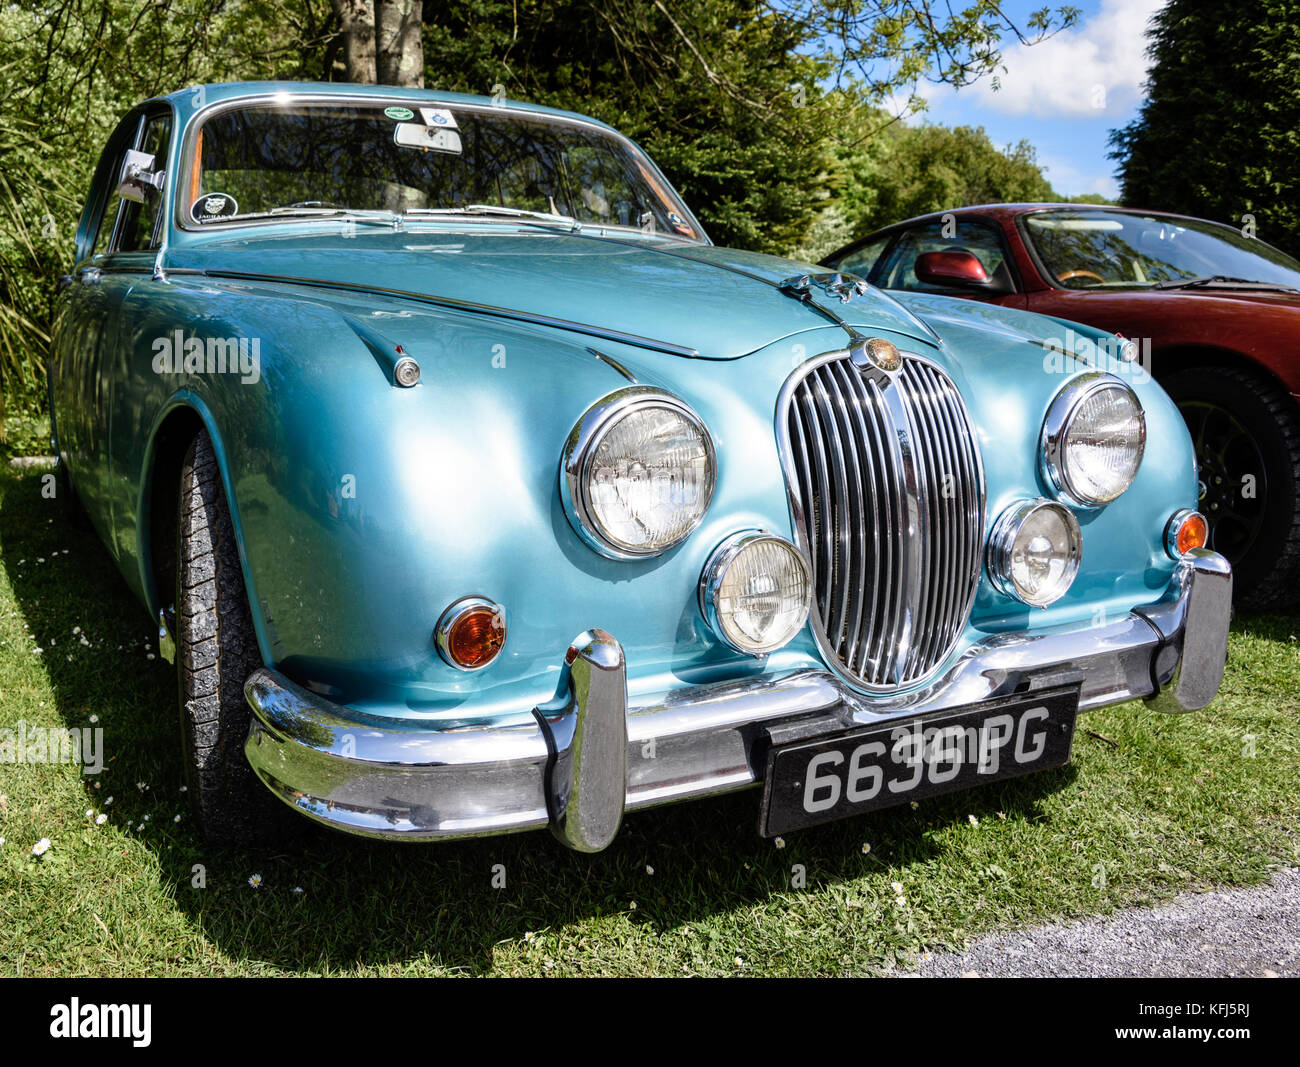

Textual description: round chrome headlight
[1042,373,1145,507]
[562,388,715,558]
[700,532,811,654]
[987,499,1082,608]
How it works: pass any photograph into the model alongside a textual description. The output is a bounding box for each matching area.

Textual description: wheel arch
[1151,343,1297,400]
[137,394,270,666]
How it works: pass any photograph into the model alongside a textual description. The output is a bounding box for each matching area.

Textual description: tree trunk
[332,0,377,83]
[376,0,424,87]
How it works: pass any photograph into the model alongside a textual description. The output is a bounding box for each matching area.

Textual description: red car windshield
[1023,209,1300,290]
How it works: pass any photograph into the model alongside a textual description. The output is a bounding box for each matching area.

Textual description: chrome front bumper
[244,548,1231,848]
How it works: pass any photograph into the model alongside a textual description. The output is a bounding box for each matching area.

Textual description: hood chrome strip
[198,269,702,357]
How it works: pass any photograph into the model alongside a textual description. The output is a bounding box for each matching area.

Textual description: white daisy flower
[774,837,785,849]
[173,814,182,823]
[88,714,98,723]
[861,843,871,854]
[645,865,654,875]
[891,881,904,893]
[32,838,51,856]
[95,814,107,825]
[248,874,263,888]
[292,886,304,895]
[895,896,907,907]
[967,814,979,827]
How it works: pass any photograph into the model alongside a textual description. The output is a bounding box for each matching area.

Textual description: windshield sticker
[190,192,238,222]
[420,107,458,129]
[384,106,415,121]
[666,211,692,235]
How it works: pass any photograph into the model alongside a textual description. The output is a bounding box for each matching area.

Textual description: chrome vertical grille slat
[778,349,985,691]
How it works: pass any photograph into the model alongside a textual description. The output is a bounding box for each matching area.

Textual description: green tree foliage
[1109,0,1300,256]
[822,113,1057,252]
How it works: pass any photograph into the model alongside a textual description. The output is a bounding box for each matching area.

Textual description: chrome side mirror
[118,149,164,203]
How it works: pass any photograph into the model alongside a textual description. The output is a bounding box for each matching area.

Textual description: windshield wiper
[202,207,403,226]
[405,204,582,230]
[1152,274,1298,292]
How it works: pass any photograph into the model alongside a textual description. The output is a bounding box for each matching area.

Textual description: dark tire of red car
[176,430,296,845]
[1163,365,1300,610]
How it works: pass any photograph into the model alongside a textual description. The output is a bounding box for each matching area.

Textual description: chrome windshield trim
[173,91,709,243]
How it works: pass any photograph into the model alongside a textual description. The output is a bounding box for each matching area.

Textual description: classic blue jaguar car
[50,82,1232,849]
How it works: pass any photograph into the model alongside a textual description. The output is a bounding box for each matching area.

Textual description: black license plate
[760,685,1080,837]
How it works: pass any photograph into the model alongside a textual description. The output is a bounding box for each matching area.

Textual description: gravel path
[908,868,1300,977]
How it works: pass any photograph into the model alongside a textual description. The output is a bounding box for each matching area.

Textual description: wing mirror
[118,149,164,203]
[915,249,1007,292]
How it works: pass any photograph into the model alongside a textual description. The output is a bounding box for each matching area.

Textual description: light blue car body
[50,81,1197,738]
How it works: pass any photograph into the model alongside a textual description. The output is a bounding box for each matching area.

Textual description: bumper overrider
[244,548,1231,849]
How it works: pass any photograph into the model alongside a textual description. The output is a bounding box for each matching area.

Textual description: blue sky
[883,0,1166,199]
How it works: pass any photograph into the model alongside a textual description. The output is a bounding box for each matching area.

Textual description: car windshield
[182,100,703,241]
[1023,209,1300,290]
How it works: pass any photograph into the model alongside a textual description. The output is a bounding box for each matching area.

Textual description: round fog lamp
[700,532,811,655]
[987,500,1082,608]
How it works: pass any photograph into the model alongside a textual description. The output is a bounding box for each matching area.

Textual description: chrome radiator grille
[779,350,984,690]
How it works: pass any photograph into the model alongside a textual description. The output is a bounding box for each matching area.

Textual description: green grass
[0,462,1296,977]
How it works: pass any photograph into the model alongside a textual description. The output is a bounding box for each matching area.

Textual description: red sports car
[826,204,1300,609]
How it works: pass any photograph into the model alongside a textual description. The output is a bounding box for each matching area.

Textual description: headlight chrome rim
[1041,372,1146,508]
[561,386,716,560]
[699,530,812,655]
[987,499,1082,608]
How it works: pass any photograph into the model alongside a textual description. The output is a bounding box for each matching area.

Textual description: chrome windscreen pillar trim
[1143,548,1232,713]
[535,629,628,852]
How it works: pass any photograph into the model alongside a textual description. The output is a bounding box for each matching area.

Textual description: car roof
[147,81,619,133]
[865,202,1241,234]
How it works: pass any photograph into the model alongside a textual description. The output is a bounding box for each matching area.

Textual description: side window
[116,113,172,253]
[875,220,1012,292]
[90,140,134,259]
[834,235,891,279]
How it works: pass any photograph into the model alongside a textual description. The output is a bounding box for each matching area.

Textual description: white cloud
[969,0,1166,118]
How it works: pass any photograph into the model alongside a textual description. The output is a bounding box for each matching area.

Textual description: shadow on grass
[1,463,1148,974]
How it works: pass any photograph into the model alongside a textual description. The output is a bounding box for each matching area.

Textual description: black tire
[1162,365,1300,610]
[177,430,295,845]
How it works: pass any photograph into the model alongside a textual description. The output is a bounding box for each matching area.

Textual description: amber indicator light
[447,606,505,668]
[1176,512,1208,556]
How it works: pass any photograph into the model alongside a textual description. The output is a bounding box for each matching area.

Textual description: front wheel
[1163,365,1300,610]
[176,430,296,845]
